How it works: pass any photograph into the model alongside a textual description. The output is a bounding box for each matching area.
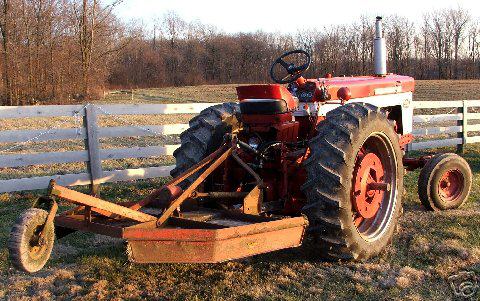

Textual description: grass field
[1,80,480,300]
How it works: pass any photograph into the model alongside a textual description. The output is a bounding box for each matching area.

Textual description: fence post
[83,104,103,196]
[457,101,468,154]
[463,101,468,152]
[456,103,462,153]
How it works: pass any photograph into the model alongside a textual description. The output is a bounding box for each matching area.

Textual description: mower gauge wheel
[418,153,472,211]
[270,50,311,84]
[8,208,55,273]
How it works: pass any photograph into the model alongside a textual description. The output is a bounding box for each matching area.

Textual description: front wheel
[302,103,403,260]
[418,153,472,211]
[8,208,55,273]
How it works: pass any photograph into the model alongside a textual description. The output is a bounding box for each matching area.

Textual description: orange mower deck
[54,208,307,263]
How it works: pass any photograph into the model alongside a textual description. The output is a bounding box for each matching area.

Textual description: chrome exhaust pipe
[374,16,387,76]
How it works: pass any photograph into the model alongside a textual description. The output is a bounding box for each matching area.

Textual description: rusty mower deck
[55,211,306,263]
[46,142,308,264]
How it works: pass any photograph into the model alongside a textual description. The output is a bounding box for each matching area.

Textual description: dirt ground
[1,80,480,300]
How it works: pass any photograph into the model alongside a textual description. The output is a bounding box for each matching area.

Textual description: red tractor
[169,17,472,260]
[9,17,473,273]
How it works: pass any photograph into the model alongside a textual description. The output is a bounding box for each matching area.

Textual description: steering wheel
[270,50,311,84]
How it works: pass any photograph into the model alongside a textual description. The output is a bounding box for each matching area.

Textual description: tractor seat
[239,99,289,115]
[236,85,298,115]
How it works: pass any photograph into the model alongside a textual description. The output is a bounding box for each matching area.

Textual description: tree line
[0,3,479,105]
[0,0,126,105]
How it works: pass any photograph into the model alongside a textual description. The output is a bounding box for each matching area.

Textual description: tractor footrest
[124,212,308,263]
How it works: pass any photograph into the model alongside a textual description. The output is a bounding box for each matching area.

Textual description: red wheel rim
[352,152,385,219]
[438,169,464,202]
[350,133,397,242]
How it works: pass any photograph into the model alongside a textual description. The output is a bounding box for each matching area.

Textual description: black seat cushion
[239,99,288,115]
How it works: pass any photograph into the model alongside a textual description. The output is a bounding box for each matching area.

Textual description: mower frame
[43,138,308,263]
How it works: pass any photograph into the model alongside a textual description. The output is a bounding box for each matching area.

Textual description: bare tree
[419,14,432,79]
[450,7,470,79]
[385,15,415,75]
[468,20,480,78]
[73,0,97,96]
[0,0,12,104]
[162,11,185,48]
[427,10,453,79]
[72,0,123,97]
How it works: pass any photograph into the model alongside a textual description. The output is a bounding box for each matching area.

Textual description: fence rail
[409,100,480,151]
[0,100,478,193]
[0,103,220,193]
[0,103,218,119]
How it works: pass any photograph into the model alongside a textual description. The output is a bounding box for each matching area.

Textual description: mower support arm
[156,147,234,227]
[48,181,156,223]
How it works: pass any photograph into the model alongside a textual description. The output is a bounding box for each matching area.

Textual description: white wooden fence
[0,103,219,193]
[0,100,479,193]
[410,100,480,151]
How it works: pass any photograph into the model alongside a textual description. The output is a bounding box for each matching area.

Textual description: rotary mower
[9,17,472,273]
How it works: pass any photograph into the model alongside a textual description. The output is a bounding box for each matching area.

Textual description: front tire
[8,208,55,273]
[302,103,403,260]
[418,153,472,211]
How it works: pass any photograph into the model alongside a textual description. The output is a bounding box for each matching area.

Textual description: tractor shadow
[243,238,343,265]
[463,151,480,173]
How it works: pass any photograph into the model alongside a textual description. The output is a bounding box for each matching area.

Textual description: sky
[115,0,479,34]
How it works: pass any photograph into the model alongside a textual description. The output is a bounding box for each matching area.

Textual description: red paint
[438,169,464,202]
[399,134,414,149]
[236,85,298,110]
[352,152,385,219]
[273,122,299,142]
[403,155,433,171]
[284,162,307,214]
[241,111,299,142]
[295,76,307,87]
[337,87,352,101]
[302,74,415,102]
[295,116,312,139]
[126,217,307,263]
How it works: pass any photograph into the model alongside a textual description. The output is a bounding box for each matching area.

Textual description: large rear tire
[302,103,403,260]
[171,103,239,186]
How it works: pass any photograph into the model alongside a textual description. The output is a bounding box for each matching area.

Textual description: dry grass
[99,80,480,104]
[0,80,480,300]
[99,84,239,104]
[414,80,480,102]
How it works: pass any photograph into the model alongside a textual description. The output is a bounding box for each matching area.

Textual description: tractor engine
[231,85,312,214]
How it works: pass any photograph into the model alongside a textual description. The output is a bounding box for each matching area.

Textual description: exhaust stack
[374,16,387,76]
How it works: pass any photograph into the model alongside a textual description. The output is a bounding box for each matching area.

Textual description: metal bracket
[231,149,264,215]
[243,186,263,215]
[38,200,58,245]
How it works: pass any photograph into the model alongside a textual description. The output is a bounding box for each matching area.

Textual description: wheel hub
[28,226,47,260]
[353,152,388,219]
[438,169,463,202]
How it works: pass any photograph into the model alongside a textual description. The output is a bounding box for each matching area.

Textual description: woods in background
[0,3,479,105]
[0,0,126,105]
